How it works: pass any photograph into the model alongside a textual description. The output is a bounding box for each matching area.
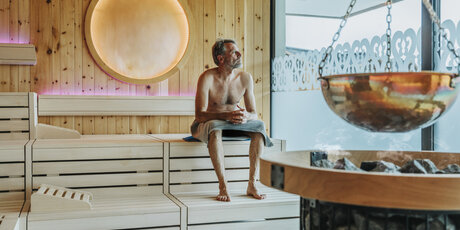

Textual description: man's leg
[247,132,266,199]
[208,130,231,201]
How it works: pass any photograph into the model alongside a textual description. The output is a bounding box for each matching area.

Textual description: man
[191,39,273,202]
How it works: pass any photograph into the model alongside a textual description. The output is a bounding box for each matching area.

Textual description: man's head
[212,39,242,68]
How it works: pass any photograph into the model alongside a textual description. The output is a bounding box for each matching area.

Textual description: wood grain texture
[261,151,460,210]
[0,0,271,135]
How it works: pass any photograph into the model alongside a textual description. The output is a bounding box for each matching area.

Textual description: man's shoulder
[236,70,253,82]
[199,68,218,80]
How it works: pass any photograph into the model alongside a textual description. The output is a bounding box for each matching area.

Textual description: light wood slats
[0,215,20,230]
[0,149,25,162]
[0,44,36,65]
[188,218,299,230]
[0,164,24,177]
[74,0,83,96]
[170,143,249,157]
[0,108,28,119]
[137,227,179,230]
[170,169,249,184]
[0,178,23,191]
[187,202,299,224]
[32,134,162,148]
[0,192,24,201]
[170,141,282,157]
[262,0,271,134]
[60,0,75,95]
[83,187,163,199]
[28,195,178,220]
[33,172,163,189]
[170,181,249,194]
[0,133,29,140]
[38,95,195,116]
[0,201,24,213]
[28,212,180,230]
[0,120,29,132]
[33,146,162,161]
[0,95,28,107]
[33,159,162,175]
[170,157,249,170]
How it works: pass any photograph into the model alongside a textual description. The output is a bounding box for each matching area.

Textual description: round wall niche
[85,0,192,84]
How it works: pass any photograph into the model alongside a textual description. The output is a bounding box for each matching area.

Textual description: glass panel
[434,0,460,152]
[273,0,422,151]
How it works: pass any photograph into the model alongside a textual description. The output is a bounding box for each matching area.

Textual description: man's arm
[242,73,258,121]
[195,72,234,123]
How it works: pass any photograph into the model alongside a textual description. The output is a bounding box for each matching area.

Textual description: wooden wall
[0,0,271,135]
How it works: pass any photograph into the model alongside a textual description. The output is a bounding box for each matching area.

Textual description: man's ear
[217,55,224,65]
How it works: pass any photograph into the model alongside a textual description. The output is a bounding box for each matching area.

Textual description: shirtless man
[192,39,271,202]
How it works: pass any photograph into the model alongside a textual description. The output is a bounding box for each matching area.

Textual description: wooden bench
[0,140,31,230]
[0,93,37,141]
[153,134,300,230]
[27,135,181,230]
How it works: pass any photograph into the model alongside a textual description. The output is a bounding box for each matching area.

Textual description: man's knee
[249,132,264,141]
[209,130,223,141]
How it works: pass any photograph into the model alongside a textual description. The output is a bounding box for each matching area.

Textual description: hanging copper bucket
[320,71,460,132]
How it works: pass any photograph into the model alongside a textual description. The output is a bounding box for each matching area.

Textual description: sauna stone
[311,159,335,168]
[400,159,440,174]
[334,158,364,172]
[360,161,401,173]
[441,164,460,174]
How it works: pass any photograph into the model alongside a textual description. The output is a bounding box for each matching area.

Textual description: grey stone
[442,164,460,174]
[415,216,456,230]
[312,159,335,168]
[361,161,401,173]
[400,159,440,174]
[334,158,364,172]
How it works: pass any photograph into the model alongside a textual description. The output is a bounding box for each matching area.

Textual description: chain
[318,0,357,78]
[422,0,460,75]
[385,0,392,72]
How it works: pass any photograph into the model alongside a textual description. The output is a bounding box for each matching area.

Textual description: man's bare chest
[209,82,244,106]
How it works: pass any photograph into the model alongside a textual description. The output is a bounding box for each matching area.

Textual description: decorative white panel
[273,19,460,92]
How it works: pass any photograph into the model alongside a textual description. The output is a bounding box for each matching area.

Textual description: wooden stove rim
[260,151,460,211]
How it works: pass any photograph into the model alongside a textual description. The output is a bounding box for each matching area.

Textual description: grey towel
[191,119,273,147]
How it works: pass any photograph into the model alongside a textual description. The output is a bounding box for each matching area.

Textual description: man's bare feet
[217,184,231,202]
[247,182,266,200]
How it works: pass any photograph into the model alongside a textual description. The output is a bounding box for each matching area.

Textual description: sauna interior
[1,0,460,229]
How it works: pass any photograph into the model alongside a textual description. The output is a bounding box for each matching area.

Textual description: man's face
[222,42,242,69]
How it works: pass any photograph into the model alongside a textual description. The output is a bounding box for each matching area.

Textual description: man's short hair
[212,39,237,66]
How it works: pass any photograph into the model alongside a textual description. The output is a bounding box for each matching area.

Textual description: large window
[273,0,430,151]
[434,0,460,152]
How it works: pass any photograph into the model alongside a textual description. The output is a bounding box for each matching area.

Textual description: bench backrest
[0,140,29,201]
[0,93,37,140]
[31,135,164,198]
[165,138,285,193]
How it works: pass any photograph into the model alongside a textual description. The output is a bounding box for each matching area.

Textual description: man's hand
[228,105,249,124]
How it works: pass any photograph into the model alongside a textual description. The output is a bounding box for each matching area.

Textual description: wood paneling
[0,0,271,135]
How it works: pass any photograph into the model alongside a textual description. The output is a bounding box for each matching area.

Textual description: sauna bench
[0,134,299,230]
[0,140,31,230]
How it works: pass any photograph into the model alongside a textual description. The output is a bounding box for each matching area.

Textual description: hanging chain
[318,0,357,78]
[422,0,460,75]
[385,0,392,72]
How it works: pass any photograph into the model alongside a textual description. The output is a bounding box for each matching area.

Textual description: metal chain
[385,0,392,72]
[422,0,460,74]
[318,0,357,78]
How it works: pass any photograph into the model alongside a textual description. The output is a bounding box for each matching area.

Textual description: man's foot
[247,183,266,200]
[216,189,231,202]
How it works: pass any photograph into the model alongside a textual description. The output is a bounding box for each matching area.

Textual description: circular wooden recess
[85,0,194,84]
[260,150,460,211]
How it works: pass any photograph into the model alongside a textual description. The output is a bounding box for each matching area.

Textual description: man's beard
[231,59,242,68]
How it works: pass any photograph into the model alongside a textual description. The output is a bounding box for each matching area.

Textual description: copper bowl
[320,71,460,132]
